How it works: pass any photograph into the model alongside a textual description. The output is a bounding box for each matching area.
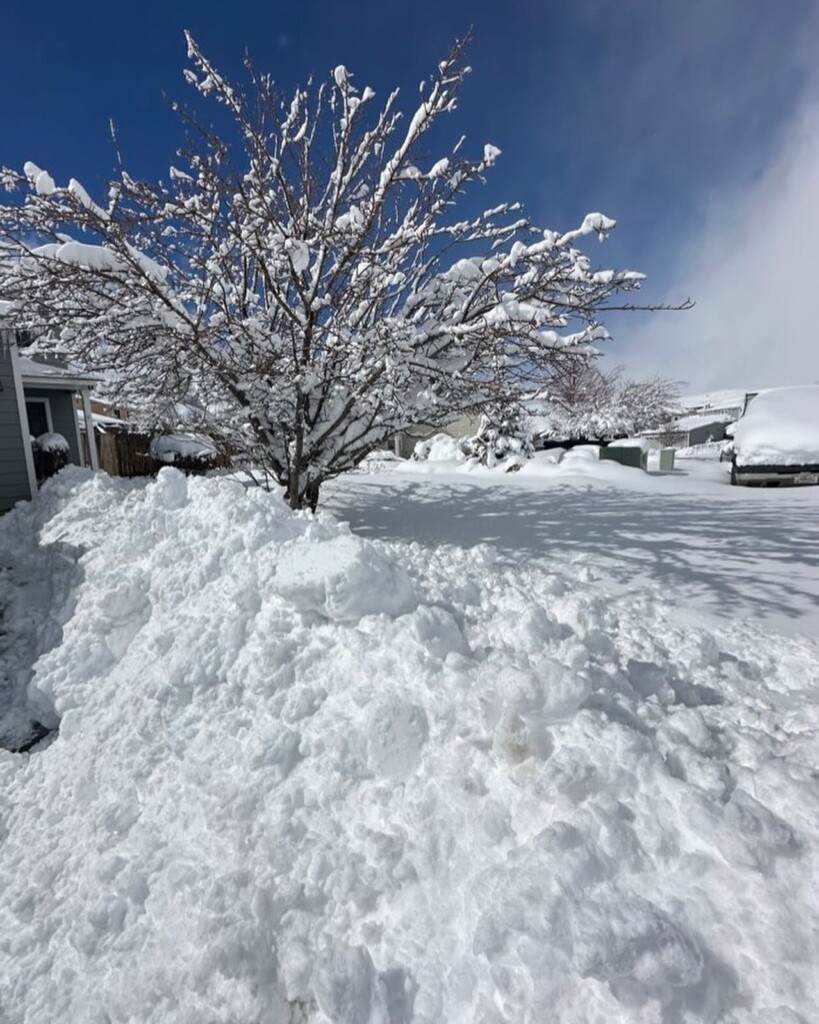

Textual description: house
[676,389,756,423]
[639,413,733,450]
[392,412,483,458]
[0,330,99,513]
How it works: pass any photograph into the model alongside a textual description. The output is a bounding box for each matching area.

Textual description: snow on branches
[534,360,681,441]
[0,35,652,508]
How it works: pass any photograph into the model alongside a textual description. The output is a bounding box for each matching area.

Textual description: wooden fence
[81,428,231,477]
[81,429,157,477]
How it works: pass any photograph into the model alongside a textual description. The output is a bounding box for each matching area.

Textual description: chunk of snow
[427,157,450,179]
[285,238,310,273]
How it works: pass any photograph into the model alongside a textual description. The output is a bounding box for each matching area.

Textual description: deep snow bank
[0,469,817,1024]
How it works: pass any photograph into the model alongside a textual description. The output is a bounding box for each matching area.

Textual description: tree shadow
[325,477,819,627]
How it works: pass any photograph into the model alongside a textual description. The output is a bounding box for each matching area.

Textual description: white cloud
[620,96,819,391]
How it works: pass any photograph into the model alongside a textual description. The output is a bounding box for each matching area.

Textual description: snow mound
[412,433,467,462]
[0,469,818,1023]
[733,385,819,466]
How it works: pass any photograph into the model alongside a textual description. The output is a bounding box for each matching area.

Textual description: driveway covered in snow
[326,460,819,636]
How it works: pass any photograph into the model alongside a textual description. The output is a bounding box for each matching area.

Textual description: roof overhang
[20,372,98,390]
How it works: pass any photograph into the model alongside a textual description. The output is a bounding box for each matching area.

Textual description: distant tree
[536,361,680,440]
[465,403,534,468]
[0,35,680,509]
[617,375,682,434]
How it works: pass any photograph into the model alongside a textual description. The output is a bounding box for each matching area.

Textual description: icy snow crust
[1,468,818,1023]
[733,386,819,466]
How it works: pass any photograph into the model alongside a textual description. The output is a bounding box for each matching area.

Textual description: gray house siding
[24,387,82,465]
[0,336,34,512]
[686,422,727,447]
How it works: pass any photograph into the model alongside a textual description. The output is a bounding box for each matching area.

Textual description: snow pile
[412,433,468,462]
[1,469,818,1023]
[355,449,405,474]
[676,441,727,460]
[733,386,819,466]
[606,437,651,451]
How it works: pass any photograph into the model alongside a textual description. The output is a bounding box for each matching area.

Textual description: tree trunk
[306,479,321,513]
[286,475,321,512]
[287,476,302,510]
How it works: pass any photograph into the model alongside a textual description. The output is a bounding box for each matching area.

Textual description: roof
[18,355,100,390]
[674,413,733,430]
[678,389,748,412]
[75,409,131,433]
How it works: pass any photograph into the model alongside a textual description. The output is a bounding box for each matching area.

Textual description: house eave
[20,374,98,390]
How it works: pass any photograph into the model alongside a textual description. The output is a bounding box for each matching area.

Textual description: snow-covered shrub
[412,434,469,463]
[149,433,218,475]
[32,431,69,483]
[464,408,534,468]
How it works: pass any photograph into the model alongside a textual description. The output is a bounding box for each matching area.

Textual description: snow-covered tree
[465,404,534,468]
[0,35,655,509]
[617,375,682,434]
[536,361,680,440]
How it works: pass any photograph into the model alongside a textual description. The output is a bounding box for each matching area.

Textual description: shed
[0,330,99,513]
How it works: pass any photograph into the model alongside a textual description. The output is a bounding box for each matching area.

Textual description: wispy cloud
[620,89,819,391]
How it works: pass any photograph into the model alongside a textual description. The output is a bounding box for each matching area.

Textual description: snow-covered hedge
[32,431,70,482]
[149,432,219,472]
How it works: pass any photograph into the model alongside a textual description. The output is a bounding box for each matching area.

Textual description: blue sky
[2,1,817,388]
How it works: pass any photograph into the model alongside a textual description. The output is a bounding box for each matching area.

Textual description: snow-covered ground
[330,453,819,637]
[1,461,817,1024]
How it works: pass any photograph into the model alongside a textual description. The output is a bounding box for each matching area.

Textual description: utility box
[658,448,676,472]
[600,445,647,470]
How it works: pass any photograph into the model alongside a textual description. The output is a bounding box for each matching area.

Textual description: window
[25,398,52,438]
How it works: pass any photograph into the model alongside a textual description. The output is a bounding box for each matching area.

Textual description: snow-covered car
[730,385,819,486]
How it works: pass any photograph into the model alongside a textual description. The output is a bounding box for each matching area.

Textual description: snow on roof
[75,409,131,433]
[678,389,748,411]
[18,356,99,387]
[673,413,733,430]
[733,385,819,466]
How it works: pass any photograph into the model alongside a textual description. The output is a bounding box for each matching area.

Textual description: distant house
[392,413,482,458]
[676,389,756,423]
[640,413,734,450]
[0,330,99,513]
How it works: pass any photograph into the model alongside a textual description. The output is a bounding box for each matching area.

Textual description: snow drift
[0,468,817,1023]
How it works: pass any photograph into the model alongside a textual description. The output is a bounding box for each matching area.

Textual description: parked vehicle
[729,386,819,486]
